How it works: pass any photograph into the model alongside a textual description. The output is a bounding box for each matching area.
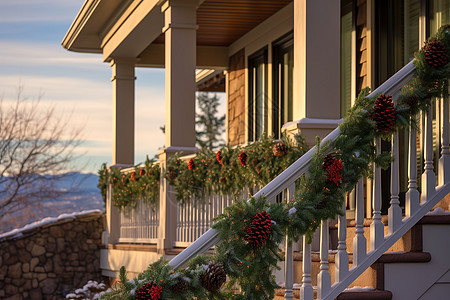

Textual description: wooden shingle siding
[227,49,246,145]
[356,0,368,92]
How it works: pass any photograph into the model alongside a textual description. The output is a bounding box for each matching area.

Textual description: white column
[110,59,135,165]
[353,178,366,266]
[388,132,402,234]
[317,219,331,299]
[300,236,314,300]
[162,0,197,149]
[158,0,198,254]
[285,184,295,300]
[439,96,450,185]
[406,121,420,217]
[422,107,436,203]
[290,0,341,146]
[335,201,349,282]
[370,139,384,250]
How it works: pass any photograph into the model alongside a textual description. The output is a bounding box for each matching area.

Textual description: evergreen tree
[196,92,225,149]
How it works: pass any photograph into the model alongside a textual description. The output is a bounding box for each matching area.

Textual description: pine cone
[168,170,177,181]
[200,263,226,292]
[188,158,195,170]
[216,150,224,166]
[171,279,189,294]
[403,94,419,110]
[136,282,163,300]
[244,211,272,248]
[272,142,288,157]
[370,94,396,134]
[238,152,247,166]
[424,40,448,68]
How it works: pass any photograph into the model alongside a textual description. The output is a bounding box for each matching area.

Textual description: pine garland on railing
[101,25,450,299]
[165,133,308,202]
[98,157,161,209]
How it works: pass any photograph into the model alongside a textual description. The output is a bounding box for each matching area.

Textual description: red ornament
[244,211,272,248]
[139,168,145,176]
[188,158,195,170]
[238,152,247,166]
[424,40,448,68]
[216,150,224,166]
[135,282,163,300]
[322,155,343,186]
[131,172,136,182]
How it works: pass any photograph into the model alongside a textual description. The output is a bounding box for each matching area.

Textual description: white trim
[228,3,293,57]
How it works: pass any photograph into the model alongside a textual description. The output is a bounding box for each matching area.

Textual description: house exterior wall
[227,49,246,146]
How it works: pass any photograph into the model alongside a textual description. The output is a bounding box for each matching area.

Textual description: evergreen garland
[164,133,308,202]
[98,156,161,209]
[101,25,450,299]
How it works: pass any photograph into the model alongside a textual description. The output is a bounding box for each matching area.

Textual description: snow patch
[426,207,450,216]
[344,286,376,292]
[0,209,102,240]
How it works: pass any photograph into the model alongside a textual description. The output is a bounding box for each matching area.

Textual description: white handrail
[169,59,416,269]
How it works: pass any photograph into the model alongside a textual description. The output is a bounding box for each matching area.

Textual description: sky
[0,1,224,173]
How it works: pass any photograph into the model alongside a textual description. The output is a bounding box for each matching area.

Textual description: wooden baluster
[389,132,402,234]
[353,178,366,266]
[406,120,420,217]
[300,236,314,300]
[285,184,295,300]
[335,201,349,282]
[439,95,450,185]
[318,219,331,299]
[370,138,384,250]
[422,107,436,203]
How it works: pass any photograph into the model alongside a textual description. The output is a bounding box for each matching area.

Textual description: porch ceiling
[154,0,293,47]
[63,0,292,60]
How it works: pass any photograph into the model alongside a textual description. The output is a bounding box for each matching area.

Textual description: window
[273,32,294,139]
[248,48,268,142]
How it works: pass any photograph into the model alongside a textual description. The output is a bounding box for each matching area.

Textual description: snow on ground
[0,209,102,240]
[426,207,450,215]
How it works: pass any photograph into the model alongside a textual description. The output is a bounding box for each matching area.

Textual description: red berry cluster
[139,168,145,176]
[188,158,195,170]
[322,155,343,186]
[135,282,163,300]
[131,172,137,182]
[238,152,247,166]
[244,211,272,248]
[216,150,224,166]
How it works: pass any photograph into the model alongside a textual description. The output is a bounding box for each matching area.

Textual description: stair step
[337,289,392,300]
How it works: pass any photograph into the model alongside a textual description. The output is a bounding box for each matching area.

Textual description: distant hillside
[0,172,103,234]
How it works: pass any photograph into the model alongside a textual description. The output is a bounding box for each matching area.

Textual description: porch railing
[168,60,450,299]
[118,201,159,244]
[175,194,233,247]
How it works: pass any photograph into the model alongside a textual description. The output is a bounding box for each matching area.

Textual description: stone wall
[0,211,105,300]
[227,48,246,146]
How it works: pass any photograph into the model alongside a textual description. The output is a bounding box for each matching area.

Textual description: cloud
[0,74,166,172]
[0,41,105,70]
[0,1,84,23]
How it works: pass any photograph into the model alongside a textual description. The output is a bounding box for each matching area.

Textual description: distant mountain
[0,172,104,234]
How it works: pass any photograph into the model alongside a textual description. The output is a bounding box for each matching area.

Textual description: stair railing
[169,60,450,299]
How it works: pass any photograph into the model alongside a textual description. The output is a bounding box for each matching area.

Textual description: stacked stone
[0,212,105,300]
